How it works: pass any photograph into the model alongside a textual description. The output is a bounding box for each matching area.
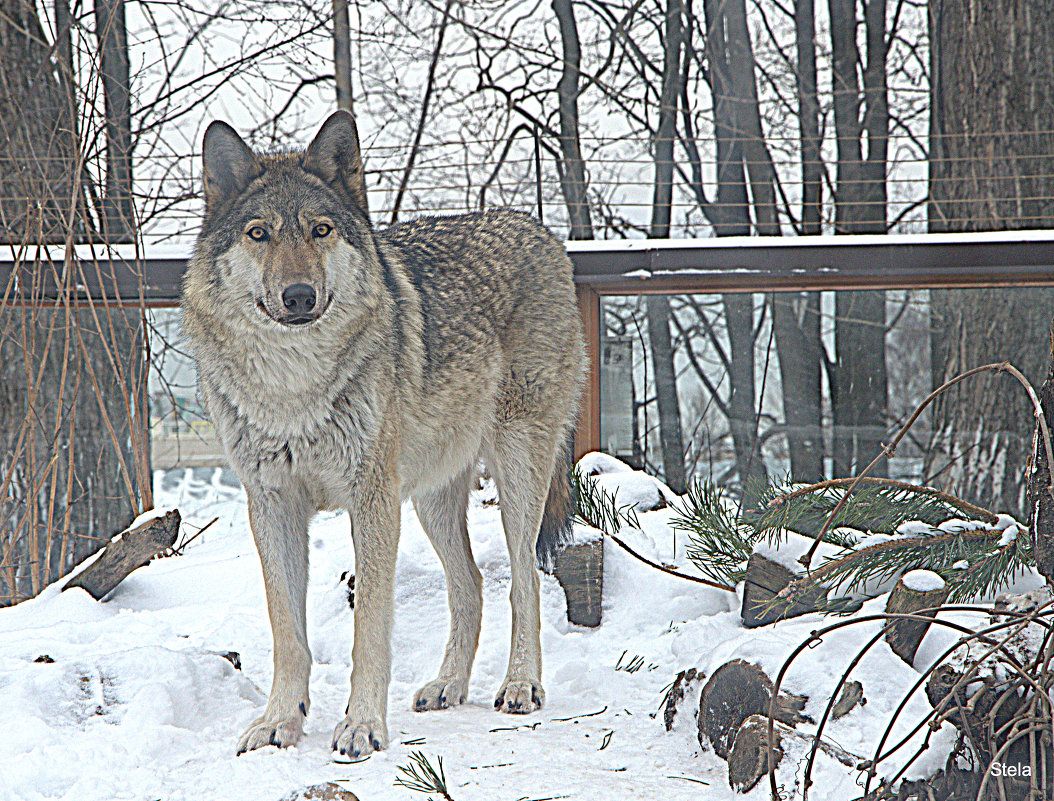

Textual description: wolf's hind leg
[237,486,313,754]
[488,427,558,714]
[412,467,482,711]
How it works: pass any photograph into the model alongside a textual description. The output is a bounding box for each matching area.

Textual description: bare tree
[771,0,823,483]
[646,0,689,494]
[828,0,890,478]
[553,0,593,240]
[1,0,146,604]
[698,0,770,493]
[95,0,134,241]
[925,0,1054,519]
[333,0,353,112]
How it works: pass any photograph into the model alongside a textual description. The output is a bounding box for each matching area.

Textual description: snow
[998,526,1020,547]
[128,507,178,531]
[591,472,676,513]
[752,530,845,575]
[576,451,635,476]
[901,570,946,592]
[0,467,1031,800]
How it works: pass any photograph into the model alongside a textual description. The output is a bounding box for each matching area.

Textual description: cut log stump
[63,510,180,600]
[727,714,786,793]
[697,659,810,759]
[728,714,866,793]
[884,570,949,665]
[741,553,827,628]
[554,538,603,627]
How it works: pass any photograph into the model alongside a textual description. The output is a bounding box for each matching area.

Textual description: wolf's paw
[494,679,544,714]
[236,714,304,755]
[332,715,388,759]
[413,676,468,712]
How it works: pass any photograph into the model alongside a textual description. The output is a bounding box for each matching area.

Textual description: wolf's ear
[202,121,261,211]
[303,111,369,215]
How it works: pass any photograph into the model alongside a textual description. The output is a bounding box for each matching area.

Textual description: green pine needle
[572,467,640,534]
[570,467,1032,611]
[394,751,453,800]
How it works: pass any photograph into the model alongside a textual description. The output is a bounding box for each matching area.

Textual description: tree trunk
[645,0,688,494]
[926,0,1054,520]
[773,292,823,481]
[1029,322,1054,585]
[0,1,144,605]
[771,0,824,483]
[333,0,353,112]
[828,0,889,478]
[94,0,134,242]
[553,0,593,240]
[702,0,768,493]
[0,0,83,243]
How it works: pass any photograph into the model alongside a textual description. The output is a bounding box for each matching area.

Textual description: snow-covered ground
[0,468,1041,800]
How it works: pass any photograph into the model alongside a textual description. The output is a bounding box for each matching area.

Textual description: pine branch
[673,481,758,585]
[394,751,454,800]
[778,525,1033,605]
[574,465,1031,613]
[572,467,640,534]
[769,477,999,526]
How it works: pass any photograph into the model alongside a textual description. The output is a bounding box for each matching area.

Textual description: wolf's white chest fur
[201,327,382,505]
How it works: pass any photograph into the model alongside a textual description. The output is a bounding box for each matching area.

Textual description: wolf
[181,110,586,758]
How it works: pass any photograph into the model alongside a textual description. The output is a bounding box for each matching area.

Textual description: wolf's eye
[312,223,332,238]
[247,226,269,242]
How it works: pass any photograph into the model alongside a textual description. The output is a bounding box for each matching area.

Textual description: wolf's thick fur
[181,111,586,758]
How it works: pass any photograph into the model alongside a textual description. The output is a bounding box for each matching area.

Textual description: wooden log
[728,714,866,793]
[554,538,603,627]
[831,680,865,720]
[63,510,180,600]
[741,553,827,628]
[727,713,784,793]
[884,570,949,664]
[697,659,811,760]
[663,667,703,731]
[279,784,360,801]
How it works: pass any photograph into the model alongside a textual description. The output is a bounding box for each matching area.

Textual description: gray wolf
[181,111,586,758]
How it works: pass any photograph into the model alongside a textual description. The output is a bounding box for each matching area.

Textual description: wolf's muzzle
[281,283,317,325]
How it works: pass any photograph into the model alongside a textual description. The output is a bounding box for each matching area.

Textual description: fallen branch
[63,510,180,600]
[606,531,735,593]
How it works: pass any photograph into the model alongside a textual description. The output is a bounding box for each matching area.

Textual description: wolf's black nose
[282,283,316,315]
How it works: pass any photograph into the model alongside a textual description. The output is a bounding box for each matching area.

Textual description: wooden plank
[4,231,1054,305]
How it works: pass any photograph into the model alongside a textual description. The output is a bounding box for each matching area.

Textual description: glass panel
[600,287,1049,520]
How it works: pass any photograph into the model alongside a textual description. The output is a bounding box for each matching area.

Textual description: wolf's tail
[536,430,577,572]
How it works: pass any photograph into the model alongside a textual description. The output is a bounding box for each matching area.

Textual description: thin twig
[606,532,735,592]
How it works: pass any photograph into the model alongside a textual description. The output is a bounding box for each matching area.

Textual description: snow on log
[741,553,827,628]
[63,510,181,600]
[884,570,949,665]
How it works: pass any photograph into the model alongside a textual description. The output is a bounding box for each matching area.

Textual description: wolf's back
[379,209,585,570]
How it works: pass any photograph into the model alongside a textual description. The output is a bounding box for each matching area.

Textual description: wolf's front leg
[237,486,314,755]
[332,459,400,759]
